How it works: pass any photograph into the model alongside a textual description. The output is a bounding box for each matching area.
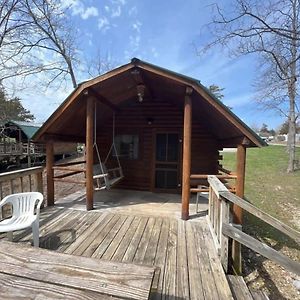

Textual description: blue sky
[19,0,285,130]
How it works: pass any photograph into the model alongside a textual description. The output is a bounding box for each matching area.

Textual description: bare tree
[0,0,39,83]
[22,0,78,88]
[203,0,300,172]
[86,50,117,78]
[0,0,79,89]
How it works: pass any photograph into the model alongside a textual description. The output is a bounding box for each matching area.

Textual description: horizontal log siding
[95,99,219,191]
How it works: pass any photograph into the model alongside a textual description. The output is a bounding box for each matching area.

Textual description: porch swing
[92,108,124,191]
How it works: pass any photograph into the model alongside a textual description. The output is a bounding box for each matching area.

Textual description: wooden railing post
[220,195,230,272]
[232,143,247,274]
[86,96,94,211]
[207,175,230,272]
[46,142,54,206]
[36,171,43,195]
[181,87,192,220]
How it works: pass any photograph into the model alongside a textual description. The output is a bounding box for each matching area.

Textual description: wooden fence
[0,142,46,157]
[0,167,44,199]
[207,175,300,275]
[0,167,44,219]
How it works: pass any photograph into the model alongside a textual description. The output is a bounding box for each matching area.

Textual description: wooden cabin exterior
[33,58,265,221]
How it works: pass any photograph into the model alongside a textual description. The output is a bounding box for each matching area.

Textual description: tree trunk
[287,2,298,173]
[66,57,77,88]
[287,89,296,173]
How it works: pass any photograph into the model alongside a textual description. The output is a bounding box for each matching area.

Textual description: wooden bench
[0,241,157,299]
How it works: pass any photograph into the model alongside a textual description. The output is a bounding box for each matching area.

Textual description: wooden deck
[1,207,234,299]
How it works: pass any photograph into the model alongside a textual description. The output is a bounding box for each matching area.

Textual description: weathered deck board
[177,220,190,299]
[112,216,142,261]
[7,207,234,300]
[186,221,204,300]
[163,218,177,299]
[0,241,155,300]
[0,272,115,300]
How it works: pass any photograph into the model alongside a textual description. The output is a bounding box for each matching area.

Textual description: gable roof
[5,120,42,140]
[33,58,266,147]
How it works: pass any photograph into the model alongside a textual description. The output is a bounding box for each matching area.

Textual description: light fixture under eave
[137,84,145,102]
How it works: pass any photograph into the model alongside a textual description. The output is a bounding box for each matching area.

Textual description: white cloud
[111,6,121,18]
[129,34,141,52]
[110,0,126,5]
[132,21,142,33]
[98,16,110,32]
[61,0,99,20]
[81,6,99,19]
[104,6,110,12]
[128,6,137,16]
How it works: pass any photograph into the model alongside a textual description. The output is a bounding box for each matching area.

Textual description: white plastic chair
[0,192,44,247]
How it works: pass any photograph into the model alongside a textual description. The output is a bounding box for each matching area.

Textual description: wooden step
[227,275,269,300]
[227,275,253,300]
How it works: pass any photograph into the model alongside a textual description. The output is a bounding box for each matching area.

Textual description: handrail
[0,167,43,183]
[220,191,300,244]
[190,174,237,179]
[207,175,300,275]
[223,223,300,276]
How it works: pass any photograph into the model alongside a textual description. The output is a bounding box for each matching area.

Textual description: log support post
[232,142,247,274]
[86,96,94,211]
[46,141,54,206]
[181,87,193,220]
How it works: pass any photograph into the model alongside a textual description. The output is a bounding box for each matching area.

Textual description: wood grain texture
[85,96,94,210]
[2,207,236,299]
[46,142,54,206]
[0,241,155,300]
[181,94,192,220]
[223,223,300,276]
[227,275,253,300]
[220,190,300,244]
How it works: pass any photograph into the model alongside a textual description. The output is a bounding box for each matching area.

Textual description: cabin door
[154,132,181,191]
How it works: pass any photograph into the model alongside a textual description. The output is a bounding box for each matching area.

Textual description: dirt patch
[242,221,300,300]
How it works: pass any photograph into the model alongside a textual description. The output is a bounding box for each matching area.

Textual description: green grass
[222,145,300,229]
[222,145,300,260]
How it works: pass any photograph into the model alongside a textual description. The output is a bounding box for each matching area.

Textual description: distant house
[0,120,77,169]
[4,120,42,142]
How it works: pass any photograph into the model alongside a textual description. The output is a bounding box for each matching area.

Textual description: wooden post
[86,96,94,211]
[46,142,54,206]
[181,87,192,220]
[234,144,246,222]
[232,143,247,274]
[36,171,43,195]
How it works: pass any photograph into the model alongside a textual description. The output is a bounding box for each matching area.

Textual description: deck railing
[207,175,300,275]
[0,142,22,156]
[0,166,44,219]
[0,167,44,199]
[0,142,46,156]
[190,169,237,194]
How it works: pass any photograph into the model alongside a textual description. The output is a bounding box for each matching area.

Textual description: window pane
[166,170,177,188]
[155,170,165,188]
[167,134,178,161]
[156,134,167,161]
[115,134,139,159]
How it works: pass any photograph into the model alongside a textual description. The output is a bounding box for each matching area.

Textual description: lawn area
[223,145,300,299]
[222,145,300,230]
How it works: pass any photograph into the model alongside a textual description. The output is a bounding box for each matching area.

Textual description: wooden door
[154,132,181,191]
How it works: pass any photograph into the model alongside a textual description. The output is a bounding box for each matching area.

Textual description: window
[114,134,139,159]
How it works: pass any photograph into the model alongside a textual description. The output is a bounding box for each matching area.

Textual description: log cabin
[33,58,266,220]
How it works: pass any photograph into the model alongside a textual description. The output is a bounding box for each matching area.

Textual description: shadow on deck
[1,191,233,299]
[54,188,209,220]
